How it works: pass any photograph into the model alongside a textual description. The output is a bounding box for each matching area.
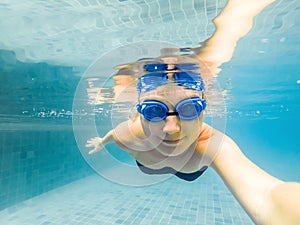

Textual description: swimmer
[86,59,300,225]
[86,1,300,225]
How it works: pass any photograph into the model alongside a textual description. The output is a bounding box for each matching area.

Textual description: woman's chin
[157,142,189,157]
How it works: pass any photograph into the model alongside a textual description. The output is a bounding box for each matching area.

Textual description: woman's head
[113,54,207,156]
[133,56,206,156]
[137,83,206,156]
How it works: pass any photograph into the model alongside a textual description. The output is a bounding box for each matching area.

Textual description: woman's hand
[86,137,103,154]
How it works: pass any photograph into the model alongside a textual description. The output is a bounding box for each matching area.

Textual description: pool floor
[0,169,253,225]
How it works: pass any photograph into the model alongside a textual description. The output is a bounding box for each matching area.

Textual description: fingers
[86,137,101,146]
[89,149,98,155]
[86,137,103,154]
[85,143,93,147]
[85,141,95,147]
[86,137,99,143]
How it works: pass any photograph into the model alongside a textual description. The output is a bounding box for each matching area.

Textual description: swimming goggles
[143,63,200,72]
[139,71,202,82]
[136,97,206,122]
[137,71,205,93]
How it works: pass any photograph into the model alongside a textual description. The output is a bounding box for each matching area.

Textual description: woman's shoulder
[195,123,214,154]
[113,117,151,152]
[200,123,214,137]
[195,122,230,157]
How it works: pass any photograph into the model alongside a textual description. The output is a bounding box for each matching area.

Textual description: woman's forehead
[139,85,200,103]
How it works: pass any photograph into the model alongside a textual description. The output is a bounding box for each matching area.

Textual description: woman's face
[139,86,203,156]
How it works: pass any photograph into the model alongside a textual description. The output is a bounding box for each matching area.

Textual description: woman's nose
[162,116,181,134]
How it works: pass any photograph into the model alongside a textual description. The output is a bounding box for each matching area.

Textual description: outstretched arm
[210,132,300,225]
[196,0,276,69]
[267,182,300,225]
[86,116,147,154]
[86,129,115,154]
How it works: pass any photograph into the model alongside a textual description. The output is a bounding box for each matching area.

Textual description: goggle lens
[137,97,205,122]
[177,101,200,120]
[143,105,167,121]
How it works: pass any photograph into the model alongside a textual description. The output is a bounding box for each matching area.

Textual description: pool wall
[0,50,93,210]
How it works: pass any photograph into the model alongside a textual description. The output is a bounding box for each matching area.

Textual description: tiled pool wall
[0,129,93,210]
[0,50,93,210]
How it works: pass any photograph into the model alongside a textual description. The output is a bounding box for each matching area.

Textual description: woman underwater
[86,0,300,224]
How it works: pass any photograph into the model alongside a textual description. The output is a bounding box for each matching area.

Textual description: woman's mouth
[161,138,183,146]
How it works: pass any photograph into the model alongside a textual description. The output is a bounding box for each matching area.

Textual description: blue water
[0,0,299,224]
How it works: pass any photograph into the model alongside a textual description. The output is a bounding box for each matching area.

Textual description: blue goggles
[139,71,202,82]
[137,72,205,93]
[143,63,200,72]
[136,97,206,122]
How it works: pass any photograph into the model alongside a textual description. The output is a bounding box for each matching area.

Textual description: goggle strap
[166,112,178,116]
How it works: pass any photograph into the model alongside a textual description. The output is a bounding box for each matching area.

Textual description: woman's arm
[267,182,300,225]
[86,129,115,154]
[196,0,276,69]
[86,116,147,154]
[210,133,300,225]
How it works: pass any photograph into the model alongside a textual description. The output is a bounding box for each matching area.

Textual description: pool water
[0,0,299,224]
